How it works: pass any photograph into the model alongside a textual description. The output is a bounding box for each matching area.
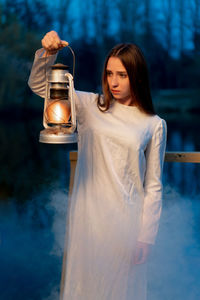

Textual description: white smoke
[46,185,200,300]
[148,185,200,300]
[47,189,68,257]
[43,287,60,300]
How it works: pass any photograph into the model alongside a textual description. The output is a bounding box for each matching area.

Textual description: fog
[148,185,200,300]
[1,181,199,300]
[44,184,200,300]
[1,182,199,299]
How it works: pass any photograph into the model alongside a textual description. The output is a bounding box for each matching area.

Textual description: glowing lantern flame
[46,101,71,124]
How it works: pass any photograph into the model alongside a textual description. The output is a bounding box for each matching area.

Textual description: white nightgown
[28,50,167,300]
[62,92,167,300]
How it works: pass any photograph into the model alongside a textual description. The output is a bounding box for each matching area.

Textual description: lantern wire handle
[66,45,75,79]
[44,44,75,80]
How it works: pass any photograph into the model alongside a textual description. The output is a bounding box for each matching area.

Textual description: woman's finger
[133,242,151,265]
[133,246,142,264]
[61,40,69,47]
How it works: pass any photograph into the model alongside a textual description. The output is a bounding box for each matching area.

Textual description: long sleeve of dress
[138,119,167,245]
[28,49,57,98]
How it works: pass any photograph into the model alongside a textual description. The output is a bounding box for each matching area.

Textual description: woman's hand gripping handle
[41,30,69,57]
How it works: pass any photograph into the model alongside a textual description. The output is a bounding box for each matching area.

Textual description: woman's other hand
[133,241,152,265]
[41,30,69,56]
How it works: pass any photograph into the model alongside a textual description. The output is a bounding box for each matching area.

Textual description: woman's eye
[119,73,127,78]
[106,71,112,77]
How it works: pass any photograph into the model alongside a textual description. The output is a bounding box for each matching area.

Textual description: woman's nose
[111,76,118,87]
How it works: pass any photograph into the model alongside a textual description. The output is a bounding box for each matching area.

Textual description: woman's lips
[111,90,120,94]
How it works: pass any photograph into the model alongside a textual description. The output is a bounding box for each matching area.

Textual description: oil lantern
[39,62,77,144]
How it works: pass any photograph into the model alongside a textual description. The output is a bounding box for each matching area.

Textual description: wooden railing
[164,151,200,163]
[68,151,200,194]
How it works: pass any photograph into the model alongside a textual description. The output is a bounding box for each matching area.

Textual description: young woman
[28,31,167,300]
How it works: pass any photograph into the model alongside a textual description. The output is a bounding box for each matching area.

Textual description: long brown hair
[97,43,155,115]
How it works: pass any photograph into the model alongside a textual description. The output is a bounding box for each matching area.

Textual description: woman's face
[106,57,132,106]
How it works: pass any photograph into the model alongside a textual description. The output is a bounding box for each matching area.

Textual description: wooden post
[60,152,78,299]
[68,151,78,195]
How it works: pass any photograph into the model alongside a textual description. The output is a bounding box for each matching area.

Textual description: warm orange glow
[46,100,71,124]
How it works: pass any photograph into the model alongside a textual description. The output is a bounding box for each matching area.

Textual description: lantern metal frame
[39,48,77,144]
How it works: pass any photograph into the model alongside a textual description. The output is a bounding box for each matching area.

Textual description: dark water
[0,112,200,300]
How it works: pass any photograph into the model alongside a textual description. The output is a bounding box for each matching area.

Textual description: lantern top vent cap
[51,63,69,70]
